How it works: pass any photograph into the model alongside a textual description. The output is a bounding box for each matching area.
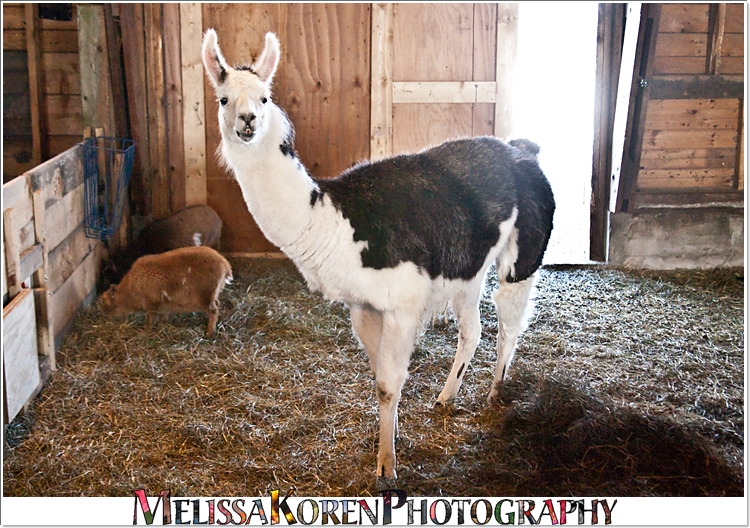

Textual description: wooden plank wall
[2,3,83,183]
[635,3,744,201]
[2,145,104,377]
[201,4,371,251]
[390,4,498,154]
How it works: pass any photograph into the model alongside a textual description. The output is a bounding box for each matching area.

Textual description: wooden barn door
[371,3,516,159]
[201,4,371,252]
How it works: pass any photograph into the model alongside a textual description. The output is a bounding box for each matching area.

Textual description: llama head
[202,29,281,146]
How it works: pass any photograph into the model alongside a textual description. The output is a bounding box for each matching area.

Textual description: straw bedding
[3,258,744,497]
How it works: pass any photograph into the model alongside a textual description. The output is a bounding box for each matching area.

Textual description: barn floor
[3,257,744,497]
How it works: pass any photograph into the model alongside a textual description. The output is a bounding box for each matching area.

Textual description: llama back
[316,136,553,281]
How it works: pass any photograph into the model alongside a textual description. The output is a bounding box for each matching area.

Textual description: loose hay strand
[3,259,744,497]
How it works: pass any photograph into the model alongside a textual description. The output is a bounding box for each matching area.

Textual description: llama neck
[221,104,318,249]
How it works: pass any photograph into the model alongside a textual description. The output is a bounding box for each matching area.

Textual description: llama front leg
[375,310,419,479]
[487,275,536,405]
[349,303,383,375]
[436,293,481,404]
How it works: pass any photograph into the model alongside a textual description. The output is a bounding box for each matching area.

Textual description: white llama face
[202,30,280,146]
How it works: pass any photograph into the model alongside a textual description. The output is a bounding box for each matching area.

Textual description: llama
[100,246,233,337]
[202,29,555,479]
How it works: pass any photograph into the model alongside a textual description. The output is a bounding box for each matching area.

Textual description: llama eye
[220,97,228,106]
[261,97,268,104]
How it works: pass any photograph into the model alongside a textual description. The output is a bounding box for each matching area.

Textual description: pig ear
[252,32,280,84]
[202,28,229,87]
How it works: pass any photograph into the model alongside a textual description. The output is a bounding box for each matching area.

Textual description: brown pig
[100,246,233,337]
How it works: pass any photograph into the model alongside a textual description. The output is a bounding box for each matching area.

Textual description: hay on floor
[3,258,744,497]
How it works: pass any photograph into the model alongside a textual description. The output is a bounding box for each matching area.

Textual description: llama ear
[202,28,228,87]
[253,32,280,84]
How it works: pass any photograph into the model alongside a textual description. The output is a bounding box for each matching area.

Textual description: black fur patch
[279,110,297,158]
[310,189,323,207]
[280,139,296,158]
[457,363,465,379]
[315,136,554,281]
[216,55,227,84]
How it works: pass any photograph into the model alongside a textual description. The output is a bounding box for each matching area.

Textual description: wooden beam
[393,82,497,104]
[77,4,116,136]
[25,3,47,165]
[370,2,394,161]
[649,75,744,100]
[706,3,727,75]
[180,3,207,207]
[590,3,625,262]
[31,190,55,372]
[3,208,22,298]
[145,3,169,219]
[494,3,518,139]
[736,98,744,191]
[163,3,186,214]
[103,4,129,139]
[118,4,150,216]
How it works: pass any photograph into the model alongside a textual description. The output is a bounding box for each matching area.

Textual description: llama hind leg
[436,292,481,405]
[487,274,536,405]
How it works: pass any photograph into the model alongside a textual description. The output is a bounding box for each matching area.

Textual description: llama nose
[238,113,256,130]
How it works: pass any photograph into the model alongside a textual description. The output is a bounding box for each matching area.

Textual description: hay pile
[3,259,744,497]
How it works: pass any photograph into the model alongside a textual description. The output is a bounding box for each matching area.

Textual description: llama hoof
[377,463,397,480]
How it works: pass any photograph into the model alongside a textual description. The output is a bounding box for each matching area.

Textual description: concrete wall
[609,208,744,269]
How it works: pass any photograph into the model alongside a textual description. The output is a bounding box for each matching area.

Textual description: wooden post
[31,190,55,373]
[163,3,186,213]
[25,3,47,165]
[494,3,518,139]
[707,3,727,76]
[145,4,169,220]
[370,3,394,161]
[78,4,116,137]
[3,209,22,298]
[181,3,208,207]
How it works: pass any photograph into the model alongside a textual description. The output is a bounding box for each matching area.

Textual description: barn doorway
[513,2,600,264]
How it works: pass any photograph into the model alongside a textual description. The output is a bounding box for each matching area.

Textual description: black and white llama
[202,30,555,479]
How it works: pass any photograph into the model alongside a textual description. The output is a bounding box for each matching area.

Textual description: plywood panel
[202,3,371,251]
[393,3,474,82]
[3,288,41,423]
[393,104,473,154]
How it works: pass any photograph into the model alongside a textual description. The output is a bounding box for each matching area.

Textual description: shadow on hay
[468,369,743,497]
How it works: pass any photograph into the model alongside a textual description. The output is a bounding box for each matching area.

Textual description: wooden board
[42,52,80,95]
[163,3,186,213]
[392,3,474,82]
[370,2,394,160]
[3,288,41,423]
[49,243,101,344]
[658,4,709,33]
[393,104,474,154]
[46,223,99,294]
[180,2,208,207]
[44,94,83,136]
[636,168,734,190]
